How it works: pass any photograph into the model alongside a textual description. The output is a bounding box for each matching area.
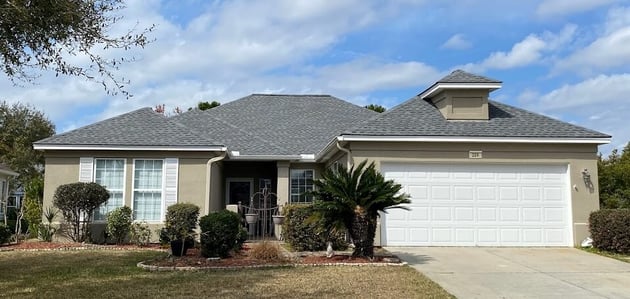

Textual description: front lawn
[581,247,630,263]
[0,250,453,298]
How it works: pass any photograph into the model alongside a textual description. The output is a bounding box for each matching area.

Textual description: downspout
[204,152,227,215]
[336,141,353,168]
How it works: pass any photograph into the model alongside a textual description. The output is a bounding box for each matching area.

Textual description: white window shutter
[163,158,179,210]
[79,157,94,182]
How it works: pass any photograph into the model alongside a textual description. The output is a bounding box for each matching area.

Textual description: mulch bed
[1,241,404,268]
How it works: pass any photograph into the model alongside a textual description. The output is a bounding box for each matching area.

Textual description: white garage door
[381,163,571,247]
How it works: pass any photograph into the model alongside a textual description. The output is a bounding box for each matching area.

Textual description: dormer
[419,70,502,120]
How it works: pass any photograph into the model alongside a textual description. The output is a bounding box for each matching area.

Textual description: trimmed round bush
[163,203,200,242]
[199,210,247,258]
[0,223,11,244]
[106,206,132,244]
[589,209,630,253]
[282,204,347,251]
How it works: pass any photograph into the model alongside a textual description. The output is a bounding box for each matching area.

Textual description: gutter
[336,142,353,168]
[204,152,227,215]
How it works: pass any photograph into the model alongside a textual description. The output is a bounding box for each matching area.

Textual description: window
[94,159,125,220]
[290,169,314,203]
[133,160,163,221]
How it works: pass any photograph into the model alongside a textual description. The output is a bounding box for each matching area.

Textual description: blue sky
[2,0,629,153]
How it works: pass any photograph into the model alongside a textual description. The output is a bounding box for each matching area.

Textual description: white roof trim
[227,153,315,162]
[337,135,611,144]
[420,82,502,99]
[33,144,228,151]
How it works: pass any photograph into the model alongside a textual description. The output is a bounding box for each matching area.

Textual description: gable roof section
[175,94,378,155]
[343,95,611,140]
[34,108,224,151]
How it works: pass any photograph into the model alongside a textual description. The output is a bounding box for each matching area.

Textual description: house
[0,163,18,220]
[34,70,611,246]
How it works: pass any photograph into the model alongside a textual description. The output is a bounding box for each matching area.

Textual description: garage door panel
[382,163,570,247]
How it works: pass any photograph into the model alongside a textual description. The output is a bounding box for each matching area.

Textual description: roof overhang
[0,168,18,176]
[419,82,503,99]
[337,135,611,144]
[32,144,228,152]
[227,151,316,162]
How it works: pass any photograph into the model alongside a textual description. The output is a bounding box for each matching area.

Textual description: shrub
[199,210,247,258]
[0,223,11,244]
[53,182,110,242]
[282,204,347,251]
[23,197,43,238]
[589,209,630,253]
[249,241,284,261]
[130,221,152,247]
[163,203,200,242]
[106,206,132,244]
[38,206,57,242]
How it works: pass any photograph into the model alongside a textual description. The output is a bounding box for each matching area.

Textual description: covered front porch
[207,160,323,238]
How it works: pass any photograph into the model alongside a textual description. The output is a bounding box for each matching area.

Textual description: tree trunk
[349,206,377,258]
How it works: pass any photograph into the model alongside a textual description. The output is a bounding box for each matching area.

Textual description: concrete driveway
[386,247,630,299]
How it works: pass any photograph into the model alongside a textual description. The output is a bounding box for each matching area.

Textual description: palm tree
[311,160,410,258]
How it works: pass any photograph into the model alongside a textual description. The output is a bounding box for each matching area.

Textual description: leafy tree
[310,160,410,258]
[0,102,55,183]
[23,174,45,237]
[0,0,154,97]
[53,182,110,242]
[197,101,220,111]
[598,142,630,208]
[365,104,386,113]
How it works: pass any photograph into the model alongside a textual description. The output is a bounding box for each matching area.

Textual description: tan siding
[348,141,600,246]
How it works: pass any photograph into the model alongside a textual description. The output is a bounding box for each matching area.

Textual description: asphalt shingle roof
[174,94,378,155]
[345,96,610,138]
[437,70,502,83]
[35,108,222,147]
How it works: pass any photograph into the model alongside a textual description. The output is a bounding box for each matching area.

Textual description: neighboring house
[0,163,18,219]
[34,70,611,246]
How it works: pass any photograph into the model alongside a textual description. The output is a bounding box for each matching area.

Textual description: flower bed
[0,241,164,252]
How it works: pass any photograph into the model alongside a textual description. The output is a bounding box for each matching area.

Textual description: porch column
[275,161,290,239]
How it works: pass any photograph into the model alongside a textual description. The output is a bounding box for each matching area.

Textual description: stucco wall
[41,150,220,242]
[346,141,601,246]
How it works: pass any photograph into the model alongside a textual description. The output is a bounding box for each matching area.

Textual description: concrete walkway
[387,247,630,299]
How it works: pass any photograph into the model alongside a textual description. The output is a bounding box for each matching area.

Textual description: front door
[226,178,253,205]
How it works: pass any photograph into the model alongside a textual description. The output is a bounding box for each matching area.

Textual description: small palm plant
[310,160,410,258]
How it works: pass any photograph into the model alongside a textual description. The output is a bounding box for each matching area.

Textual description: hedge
[282,204,347,251]
[199,210,247,258]
[589,209,630,254]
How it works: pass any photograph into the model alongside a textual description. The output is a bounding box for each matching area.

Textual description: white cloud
[441,34,472,50]
[522,73,630,153]
[536,0,616,17]
[461,25,577,72]
[554,8,630,74]
[535,73,630,109]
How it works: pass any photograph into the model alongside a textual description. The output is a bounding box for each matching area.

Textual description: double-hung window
[94,159,125,221]
[290,169,314,203]
[133,159,163,221]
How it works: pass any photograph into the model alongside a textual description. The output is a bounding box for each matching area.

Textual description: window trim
[289,169,315,204]
[93,158,126,222]
[131,158,166,223]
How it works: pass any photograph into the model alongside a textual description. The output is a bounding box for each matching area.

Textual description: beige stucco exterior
[341,141,600,246]
[429,89,490,120]
[41,150,221,242]
[40,140,602,246]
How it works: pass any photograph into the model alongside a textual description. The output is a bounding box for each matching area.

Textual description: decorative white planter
[245,213,258,224]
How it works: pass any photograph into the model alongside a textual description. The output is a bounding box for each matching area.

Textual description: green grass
[0,250,453,299]
[581,247,630,263]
